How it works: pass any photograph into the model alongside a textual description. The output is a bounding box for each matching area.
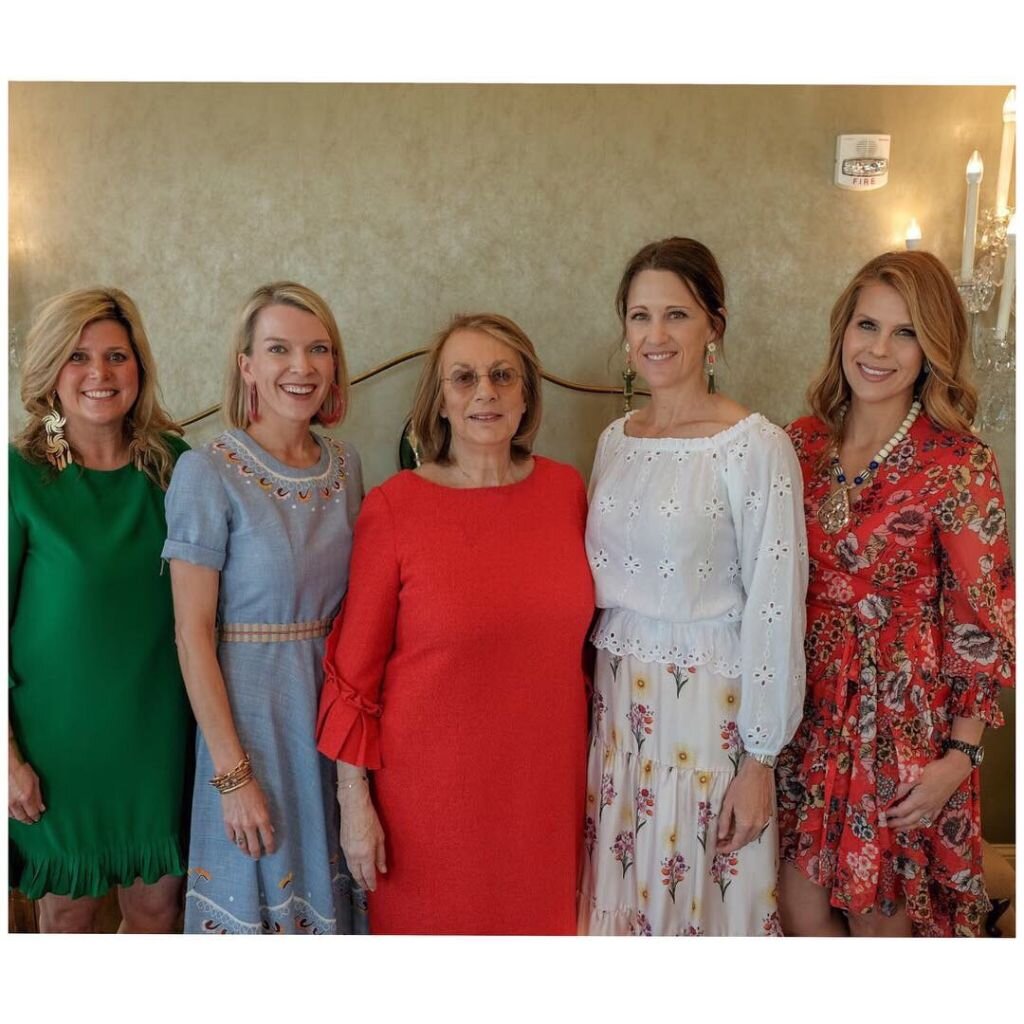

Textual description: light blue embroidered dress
[162,428,368,934]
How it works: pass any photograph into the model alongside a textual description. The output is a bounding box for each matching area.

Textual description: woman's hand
[883,753,972,831]
[336,780,387,892]
[716,758,775,854]
[8,758,45,824]
[221,778,276,859]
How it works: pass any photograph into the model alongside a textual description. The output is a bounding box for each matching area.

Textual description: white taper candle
[996,215,1016,337]
[961,151,984,280]
[996,90,1016,217]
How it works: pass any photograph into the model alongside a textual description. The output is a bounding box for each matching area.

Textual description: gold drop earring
[127,425,149,472]
[43,392,72,471]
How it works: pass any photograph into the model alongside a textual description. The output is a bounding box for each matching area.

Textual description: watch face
[975,747,985,766]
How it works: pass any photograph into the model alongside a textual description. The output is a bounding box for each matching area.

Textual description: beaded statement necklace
[817,399,921,535]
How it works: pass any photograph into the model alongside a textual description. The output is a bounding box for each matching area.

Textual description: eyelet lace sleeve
[587,420,617,501]
[725,423,809,755]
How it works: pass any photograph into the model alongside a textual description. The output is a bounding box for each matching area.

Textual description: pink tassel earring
[318,382,344,427]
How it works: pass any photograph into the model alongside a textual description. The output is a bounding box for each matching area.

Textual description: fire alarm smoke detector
[835,134,891,191]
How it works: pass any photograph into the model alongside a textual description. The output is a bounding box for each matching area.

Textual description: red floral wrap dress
[777,415,1014,936]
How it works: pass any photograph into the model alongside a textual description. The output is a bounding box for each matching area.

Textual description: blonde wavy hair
[409,313,543,465]
[224,282,349,430]
[14,287,182,489]
[808,250,977,440]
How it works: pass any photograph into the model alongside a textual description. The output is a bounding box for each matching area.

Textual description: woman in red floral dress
[777,251,1015,937]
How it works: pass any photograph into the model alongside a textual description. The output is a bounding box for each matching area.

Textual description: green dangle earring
[704,341,717,394]
[623,340,636,412]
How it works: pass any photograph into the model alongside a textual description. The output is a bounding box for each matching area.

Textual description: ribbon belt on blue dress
[218,617,333,643]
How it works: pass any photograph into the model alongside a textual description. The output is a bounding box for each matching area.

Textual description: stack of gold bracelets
[210,753,253,794]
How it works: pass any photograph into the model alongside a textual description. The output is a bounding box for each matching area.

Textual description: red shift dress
[316,456,595,934]
[777,415,1015,936]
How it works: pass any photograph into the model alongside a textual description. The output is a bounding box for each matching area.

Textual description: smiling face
[239,303,335,430]
[54,318,140,438]
[841,281,924,413]
[439,328,527,458]
[624,269,720,392]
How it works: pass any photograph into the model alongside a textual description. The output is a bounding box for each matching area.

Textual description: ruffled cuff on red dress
[316,664,383,768]
[946,667,1008,728]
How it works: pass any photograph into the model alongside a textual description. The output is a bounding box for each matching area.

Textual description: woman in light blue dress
[163,282,367,934]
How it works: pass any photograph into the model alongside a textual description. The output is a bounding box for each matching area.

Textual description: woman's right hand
[9,757,45,824]
[336,782,387,891]
[220,778,276,859]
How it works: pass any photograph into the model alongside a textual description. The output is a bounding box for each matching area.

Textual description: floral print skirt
[578,649,781,936]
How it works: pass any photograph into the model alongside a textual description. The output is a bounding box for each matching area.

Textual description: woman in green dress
[8,287,191,932]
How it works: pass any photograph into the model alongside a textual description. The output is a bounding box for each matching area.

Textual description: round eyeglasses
[442,367,522,391]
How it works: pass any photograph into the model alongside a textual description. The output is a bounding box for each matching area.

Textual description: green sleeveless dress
[8,438,192,899]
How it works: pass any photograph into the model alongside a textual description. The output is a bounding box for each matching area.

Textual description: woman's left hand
[883,753,972,831]
[716,758,775,854]
[9,759,45,824]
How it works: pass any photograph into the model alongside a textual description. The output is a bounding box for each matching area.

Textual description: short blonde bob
[224,281,349,430]
[14,286,181,489]
[809,250,977,439]
[410,313,543,465]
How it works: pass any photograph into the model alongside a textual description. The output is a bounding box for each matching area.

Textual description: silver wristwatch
[746,751,777,769]
[945,738,984,766]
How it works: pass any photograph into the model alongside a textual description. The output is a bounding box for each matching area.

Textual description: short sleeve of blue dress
[162,429,368,935]
[163,449,230,571]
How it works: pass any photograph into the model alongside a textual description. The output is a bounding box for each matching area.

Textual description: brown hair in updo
[615,236,727,347]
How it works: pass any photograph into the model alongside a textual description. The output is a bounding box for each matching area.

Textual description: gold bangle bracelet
[210,753,253,792]
[217,774,255,795]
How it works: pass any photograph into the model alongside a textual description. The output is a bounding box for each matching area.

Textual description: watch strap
[945,738,984,766]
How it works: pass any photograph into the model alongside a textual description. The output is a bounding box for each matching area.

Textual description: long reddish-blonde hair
[808,250,977,441]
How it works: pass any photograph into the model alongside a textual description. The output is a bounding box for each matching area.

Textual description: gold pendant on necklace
[817,484,852,535]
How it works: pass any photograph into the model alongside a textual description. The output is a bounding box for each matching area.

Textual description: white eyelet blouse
[585,412,809,756]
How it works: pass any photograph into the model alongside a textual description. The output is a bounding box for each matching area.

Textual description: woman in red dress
[777,251,1014,937]
[315,313,594,934]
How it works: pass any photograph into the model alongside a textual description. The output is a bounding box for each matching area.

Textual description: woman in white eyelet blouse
[578,237,808,936]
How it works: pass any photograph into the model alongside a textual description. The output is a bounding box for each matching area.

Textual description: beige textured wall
[8,83,1015,840]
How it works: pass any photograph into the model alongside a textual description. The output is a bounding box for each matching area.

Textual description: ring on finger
[236,836,246,846]
[919,815,932,827]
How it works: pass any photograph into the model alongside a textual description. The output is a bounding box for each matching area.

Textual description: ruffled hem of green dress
[10,835,186,900]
